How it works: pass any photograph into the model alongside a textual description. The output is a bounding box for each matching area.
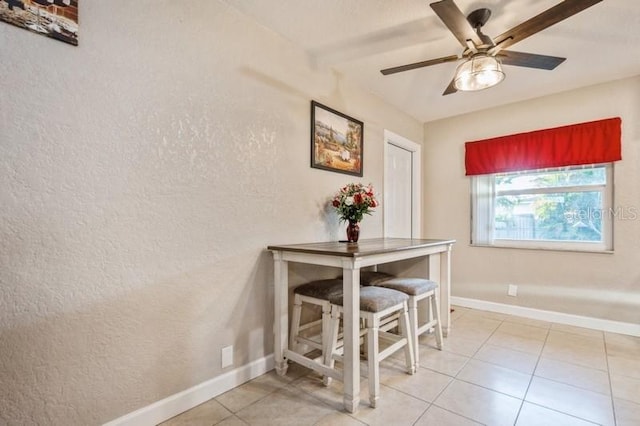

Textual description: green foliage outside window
[494,167,606,242]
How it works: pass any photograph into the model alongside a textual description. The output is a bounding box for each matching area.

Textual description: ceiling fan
[380,0,603,95]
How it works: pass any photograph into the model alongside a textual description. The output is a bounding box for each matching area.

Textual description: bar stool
[289,279,344,358]
[290,272,395,356]
[325,286,415,408]
[374,278,443,368]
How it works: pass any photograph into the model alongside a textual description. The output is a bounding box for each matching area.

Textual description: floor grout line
[513,323,550,426]
[604,334,618,426]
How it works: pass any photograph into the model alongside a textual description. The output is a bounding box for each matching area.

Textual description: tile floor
[160,306,640,426]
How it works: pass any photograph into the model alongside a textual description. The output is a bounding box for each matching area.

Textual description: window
[465,117,621,252]
[471,164,613,251]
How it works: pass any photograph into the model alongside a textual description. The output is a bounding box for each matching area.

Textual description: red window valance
[465,117,622,176]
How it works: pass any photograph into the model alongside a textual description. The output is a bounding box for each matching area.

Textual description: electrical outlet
[221,345,233,368]
[508,284,518,297]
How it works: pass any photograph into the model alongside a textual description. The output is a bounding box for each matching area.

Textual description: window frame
[471,163,614,253]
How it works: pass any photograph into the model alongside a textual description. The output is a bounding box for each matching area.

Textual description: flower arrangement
[331,183,379,223]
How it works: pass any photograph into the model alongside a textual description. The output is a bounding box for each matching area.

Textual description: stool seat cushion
[360,271,396,286]
[294,279,344,300]
[329,286,408,313]
[375,278,438,296]
[336,271,396,286]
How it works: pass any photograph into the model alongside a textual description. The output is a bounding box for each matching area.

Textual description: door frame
[383,129,422,238]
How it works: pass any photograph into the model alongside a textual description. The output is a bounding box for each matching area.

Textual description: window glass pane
[494,191,603,242]
[495,167,606,191]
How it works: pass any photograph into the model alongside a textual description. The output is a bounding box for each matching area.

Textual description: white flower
[344,196,354,206]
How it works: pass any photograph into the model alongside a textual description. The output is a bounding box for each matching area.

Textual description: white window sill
[470,243,614,255]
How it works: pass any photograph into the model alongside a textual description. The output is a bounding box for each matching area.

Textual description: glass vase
[346,220,360,243]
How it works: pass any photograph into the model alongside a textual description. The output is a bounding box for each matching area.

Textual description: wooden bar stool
[289,279,344,359]
[289,273,395,381]
[373,278,443,368]
[326,286,415,408]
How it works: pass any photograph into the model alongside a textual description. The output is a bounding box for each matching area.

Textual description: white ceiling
[221,0,640,122]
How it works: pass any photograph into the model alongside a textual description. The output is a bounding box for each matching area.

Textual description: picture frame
[0,0,79,46]
[311,100,363,177]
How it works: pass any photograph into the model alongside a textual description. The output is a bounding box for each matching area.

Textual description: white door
[384,130,421,238]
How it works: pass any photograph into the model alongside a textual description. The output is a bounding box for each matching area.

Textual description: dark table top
[268,238,456,258]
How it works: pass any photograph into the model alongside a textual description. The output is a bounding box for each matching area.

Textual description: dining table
[267,237,455,413]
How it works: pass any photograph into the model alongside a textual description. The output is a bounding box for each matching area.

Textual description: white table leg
[342,263,360,413]
[272,251,289,375]
[429,248,451,337]
[441,245,452,337]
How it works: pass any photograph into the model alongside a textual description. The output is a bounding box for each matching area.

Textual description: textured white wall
[423,76,640,323]
[0,1,423,424]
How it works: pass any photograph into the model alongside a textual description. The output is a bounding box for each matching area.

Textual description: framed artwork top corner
[1,0,79,46]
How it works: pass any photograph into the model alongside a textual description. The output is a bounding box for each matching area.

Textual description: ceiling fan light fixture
[453,53,505,91]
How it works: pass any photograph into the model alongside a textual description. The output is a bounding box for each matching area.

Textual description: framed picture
[1,0,79,46]
[311,100,363,177]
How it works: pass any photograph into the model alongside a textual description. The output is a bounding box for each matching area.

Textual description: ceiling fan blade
[442,78,457,95]
[493,0,602,51]
[497,50,566,70]
[430,0,483,48]
[380,55,459,75]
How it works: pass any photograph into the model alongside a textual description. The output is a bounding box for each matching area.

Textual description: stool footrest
[298,319,322,333]
[417,319,438,336]
[284,349,343,380]
[378,333,408,362]
[295,335,323,350]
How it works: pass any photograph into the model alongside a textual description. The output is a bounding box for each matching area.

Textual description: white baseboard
[451,296,640,337]
[103,354,275,426]
[103,298,638,425]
